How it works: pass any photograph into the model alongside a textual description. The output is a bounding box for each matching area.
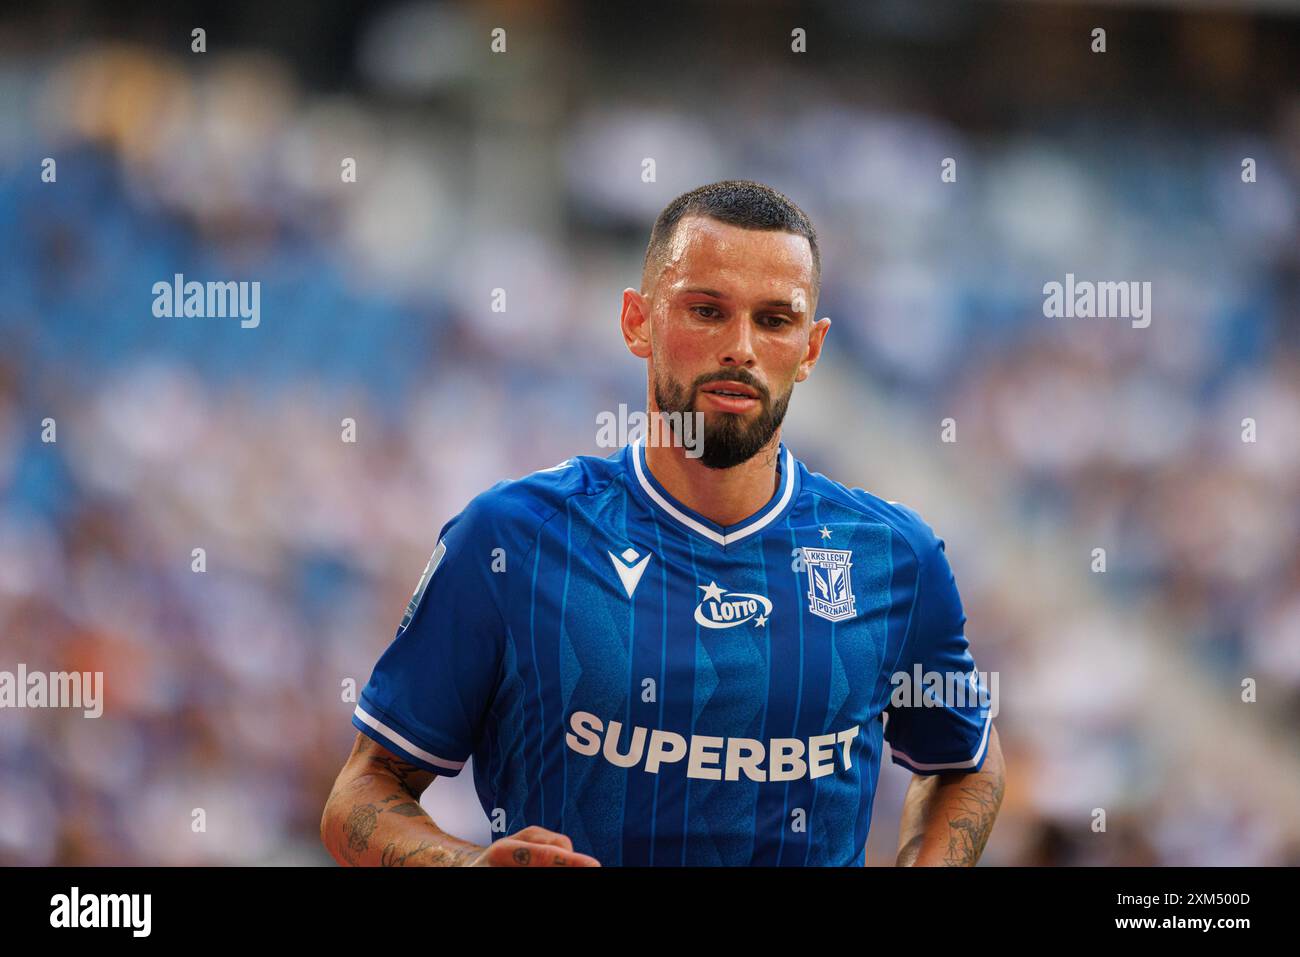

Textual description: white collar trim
[630,438,796,546]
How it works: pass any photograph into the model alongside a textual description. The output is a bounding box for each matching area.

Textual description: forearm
[321,772,484,866]
[896,726,1005,866]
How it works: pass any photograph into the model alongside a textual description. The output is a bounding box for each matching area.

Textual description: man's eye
[693,305,722,319]
[761,315,792,327]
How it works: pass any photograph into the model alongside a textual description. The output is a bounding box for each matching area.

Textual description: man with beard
[322,181,1004,867]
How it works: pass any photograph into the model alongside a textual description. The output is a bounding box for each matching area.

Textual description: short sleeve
[883,531,992,775]
[351,494,509,776]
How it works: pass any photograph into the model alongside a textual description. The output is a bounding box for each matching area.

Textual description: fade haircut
[640,180,821,303]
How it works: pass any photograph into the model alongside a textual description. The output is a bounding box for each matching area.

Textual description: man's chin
[697,442,765,470]
[696,402,764,421]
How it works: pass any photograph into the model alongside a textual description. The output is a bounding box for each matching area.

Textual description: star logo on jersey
[694,580,773,629]
[800,547,857,622]
[608,546,653,598]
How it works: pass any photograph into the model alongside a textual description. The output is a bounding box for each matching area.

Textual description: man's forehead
[660,216,814,292]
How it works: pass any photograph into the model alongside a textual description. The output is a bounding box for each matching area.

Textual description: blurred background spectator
[0,0,1297,865]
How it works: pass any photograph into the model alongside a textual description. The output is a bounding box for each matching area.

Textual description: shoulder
[797,460,944,565]
[447,449,627,544]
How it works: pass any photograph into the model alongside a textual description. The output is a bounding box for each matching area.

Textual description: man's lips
[699,381,761,400]
[698,380,763,413]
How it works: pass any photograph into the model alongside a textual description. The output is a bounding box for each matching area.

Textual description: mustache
[692,371,769,402]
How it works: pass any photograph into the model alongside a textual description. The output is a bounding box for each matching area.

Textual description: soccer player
[321,180,1005,867]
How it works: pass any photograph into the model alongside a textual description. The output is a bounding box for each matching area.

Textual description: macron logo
[608,547,652,598]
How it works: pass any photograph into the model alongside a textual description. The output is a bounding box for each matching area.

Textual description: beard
[654,368,792,470]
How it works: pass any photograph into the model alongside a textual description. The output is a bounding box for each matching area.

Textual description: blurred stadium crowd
[0,1,1298,865]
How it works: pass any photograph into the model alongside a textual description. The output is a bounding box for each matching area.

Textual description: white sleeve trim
[888,710,992,772]
[353,704,466,771]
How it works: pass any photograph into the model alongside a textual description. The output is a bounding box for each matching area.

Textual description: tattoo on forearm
[344,803,379,860]
[381,841,435,867]
[357,737,428,791]
[329,738,448,865]
[337,793,433,859]
[941,777,1004,866]
[377,840,479,867]
[442,845,483,866]
[373,755,421,785]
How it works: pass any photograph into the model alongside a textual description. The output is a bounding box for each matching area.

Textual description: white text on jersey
[566,710,859,782]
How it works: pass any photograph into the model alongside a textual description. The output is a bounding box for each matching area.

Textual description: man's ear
[795,315,831,383]
[621,287,653,359]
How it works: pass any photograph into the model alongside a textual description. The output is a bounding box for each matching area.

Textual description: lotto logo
[694,580,772,629]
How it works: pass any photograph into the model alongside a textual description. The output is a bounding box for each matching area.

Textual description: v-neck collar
[624,436,801,547]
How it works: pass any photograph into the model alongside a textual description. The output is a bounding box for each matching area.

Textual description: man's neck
[643,430,783,528]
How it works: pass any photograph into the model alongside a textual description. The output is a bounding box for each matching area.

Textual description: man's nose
[719,315,757,368]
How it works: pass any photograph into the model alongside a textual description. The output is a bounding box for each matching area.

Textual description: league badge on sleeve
[800,547,857,622]
[399,538,447,632]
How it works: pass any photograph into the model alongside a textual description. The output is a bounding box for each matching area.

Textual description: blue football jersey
[352,438,992,866]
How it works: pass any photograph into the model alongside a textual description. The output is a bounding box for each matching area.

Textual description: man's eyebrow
[680,286,727,299]
[680,287,801,309]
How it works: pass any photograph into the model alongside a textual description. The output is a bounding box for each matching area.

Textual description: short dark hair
[640,180,821,301]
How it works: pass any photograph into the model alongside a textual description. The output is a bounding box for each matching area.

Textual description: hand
[468,825,601,866]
